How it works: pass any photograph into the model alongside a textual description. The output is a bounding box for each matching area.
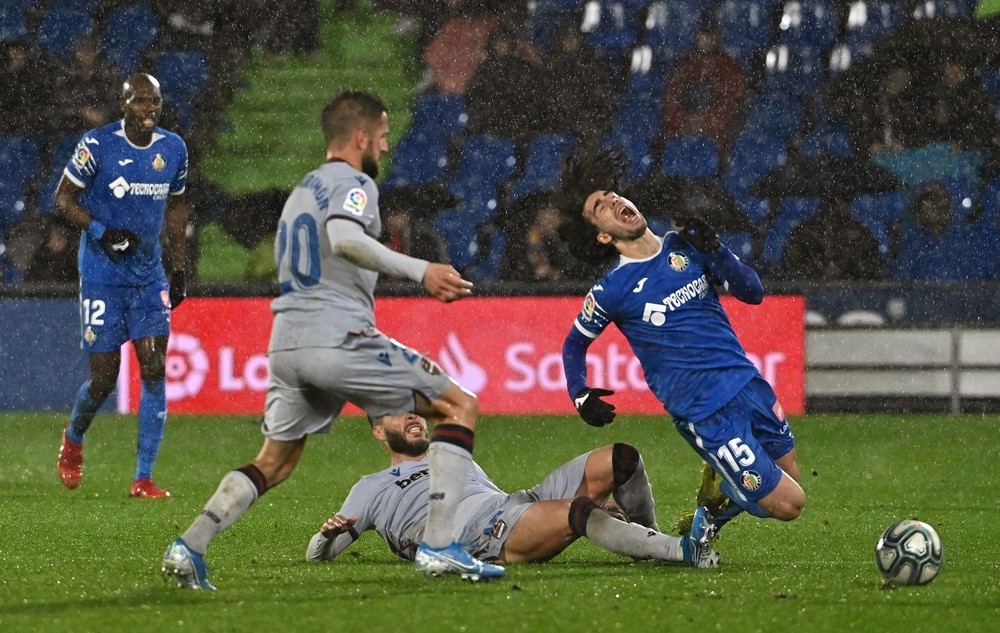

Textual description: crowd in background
[2,0,999,286]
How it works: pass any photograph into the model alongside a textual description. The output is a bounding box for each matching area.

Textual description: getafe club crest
[668,252,689,272]
[740,470,763,492]
[152,153,166,171]
[84,326,97,346]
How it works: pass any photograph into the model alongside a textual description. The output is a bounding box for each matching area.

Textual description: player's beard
[361,153,380,179]
[384,428,429,457]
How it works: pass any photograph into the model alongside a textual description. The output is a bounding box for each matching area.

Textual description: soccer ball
[875,519,943,586]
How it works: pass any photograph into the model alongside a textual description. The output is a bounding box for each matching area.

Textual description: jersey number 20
[276,214,320,293]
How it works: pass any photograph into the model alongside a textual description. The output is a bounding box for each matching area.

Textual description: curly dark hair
[552,147,629,266]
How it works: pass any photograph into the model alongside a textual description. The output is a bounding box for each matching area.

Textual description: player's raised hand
[320,514,358,538]
[423,263,473,303]
[674,216,720,252]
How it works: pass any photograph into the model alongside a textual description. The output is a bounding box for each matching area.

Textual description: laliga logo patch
[84,326,97,346]
[72,144,91,169]
[582,291,597,321]
[164,332,209,402]
[668,252,689,272]
[740,470,763,492]
[152,153,166,171]
[343,187,367,216]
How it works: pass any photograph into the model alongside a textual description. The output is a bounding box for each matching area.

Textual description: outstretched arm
[327,218,472,302]
[563,326,617,427]
[305,514,359,562]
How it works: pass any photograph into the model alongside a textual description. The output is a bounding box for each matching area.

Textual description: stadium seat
[625,45,674,93]
[409,93,467,143]
[744,92,804,139]
[777,0,840,50]
[798,127,854,156]
[716,0,773,68]
[843,0,902,52]
[852,190,909,260]
[660,135,719,180]
[0,135,40,228]
[47,0,100,13]
[155,49,210,131]
[433,204,496,270]
[101,2,160,75]
[643,0,700,55]
[761,196,820,266]
[762,43,827,97]
[509,133,578,201]
[383,132,449,189]
[603,130,654,184]
[446,134,518,205]
[581,1,641,60]
[37,9,94,60]
[0,5,29,42]
[607,89,662,143]
[722,133,787,219]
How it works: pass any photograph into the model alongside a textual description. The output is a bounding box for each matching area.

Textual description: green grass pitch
[1,413,998,632]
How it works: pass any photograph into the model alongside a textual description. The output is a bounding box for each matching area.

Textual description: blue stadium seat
[509,133,578,201]
[762,43,827,97]
[602,129,654,184]
[643,0,700,55]
[843,0,901,51]
[717,0,773,67]
[0,136,41,229]
[723,133,787,209]
[607,88,662,143]
[409,93,467,143]
[37,9,94,60]
[433,204,495,270]
[761,196,820,265]
[625,45,674,93]
[446,134,518,205]
[0,6,29,42]
[798,127,854,156]
[37,135,80,215]
[48,0,100,13]
[383,132,449,189]
[660,135,719,180]
[101,3,159,75]
[155,49,209,131]
[777,0,840,50]
[581,1,641,60]
[852,190,909,260]
[744,92,804,139]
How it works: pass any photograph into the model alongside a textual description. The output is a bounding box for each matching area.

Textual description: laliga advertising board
[117,296,805,415]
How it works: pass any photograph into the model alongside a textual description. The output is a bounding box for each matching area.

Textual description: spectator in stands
[537,19,613,145]
[465,26,546,144]
[25,215,78,283]
[55,34,121,135]
[498,194,591,282]
[0,40,56,137]
[888,180,989,281]
[931,60,1000,159]
[384,207,450,265]
[778,197,885,282]
[660,15,746,161]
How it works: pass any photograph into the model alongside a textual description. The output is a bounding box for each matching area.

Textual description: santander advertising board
[118,296,805,415]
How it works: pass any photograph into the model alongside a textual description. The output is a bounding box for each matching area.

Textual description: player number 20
[276,214,321,292]
[717,437,755,471]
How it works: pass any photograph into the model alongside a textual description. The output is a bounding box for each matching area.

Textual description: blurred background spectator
[55,34,121,136]
[0,40,56,137]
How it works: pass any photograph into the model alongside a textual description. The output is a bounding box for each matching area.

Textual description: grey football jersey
[269,161,382,351]
[338,458,504,560]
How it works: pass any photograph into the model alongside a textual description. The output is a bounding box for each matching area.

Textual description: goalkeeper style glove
[574,387,616,427]
[674,216,720,252]
[91,221,141,262]
[169,270,186,309]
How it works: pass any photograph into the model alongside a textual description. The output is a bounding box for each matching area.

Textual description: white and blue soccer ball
[875,519,943,586]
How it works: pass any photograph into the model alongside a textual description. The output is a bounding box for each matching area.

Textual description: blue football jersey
[573,232,759,421]
[63,120,188,286]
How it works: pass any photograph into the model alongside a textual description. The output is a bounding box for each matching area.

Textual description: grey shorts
[262,329,457,441]
[459,451,593,561]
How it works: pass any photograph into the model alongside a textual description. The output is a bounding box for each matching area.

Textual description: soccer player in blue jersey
[55,73,189,499]
[554,148,805,543]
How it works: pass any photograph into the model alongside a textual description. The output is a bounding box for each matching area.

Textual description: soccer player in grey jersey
[163,91,501,589]
[306,413,719,569]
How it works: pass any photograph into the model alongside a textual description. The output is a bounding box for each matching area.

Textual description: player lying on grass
[306,412,718,569]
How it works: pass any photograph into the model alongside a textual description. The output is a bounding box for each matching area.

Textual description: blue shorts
[673,375,795,505]
[78,280,171,353]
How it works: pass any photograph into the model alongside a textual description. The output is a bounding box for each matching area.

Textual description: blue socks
[135,379,167,481]
[67,382,101,444]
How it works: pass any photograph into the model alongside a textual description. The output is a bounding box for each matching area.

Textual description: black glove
[98,228,141,262]
[169,270,186,309]
[574,387,616,427]
[674,216,720,252]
